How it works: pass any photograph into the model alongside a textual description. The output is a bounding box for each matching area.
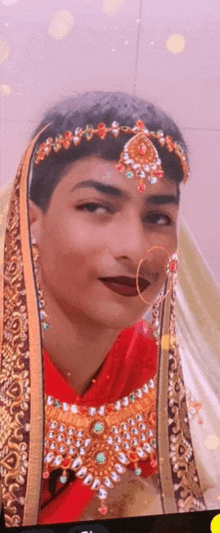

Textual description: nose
[112,211,150,272]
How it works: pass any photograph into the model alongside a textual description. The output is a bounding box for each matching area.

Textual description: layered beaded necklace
[43,377,157,515]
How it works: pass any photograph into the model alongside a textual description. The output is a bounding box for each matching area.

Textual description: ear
[28,199,44,244]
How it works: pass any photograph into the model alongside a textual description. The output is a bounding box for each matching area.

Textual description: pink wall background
[0,0,219,284]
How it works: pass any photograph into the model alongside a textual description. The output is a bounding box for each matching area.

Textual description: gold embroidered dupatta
[156,279,206,513]
[0,137,205,527]
[0,136,44,527]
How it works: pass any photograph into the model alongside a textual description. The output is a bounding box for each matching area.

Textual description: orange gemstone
[63,140,71,149]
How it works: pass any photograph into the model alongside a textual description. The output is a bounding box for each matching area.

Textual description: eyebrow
[71,179,129,198]
[147,194,179,206]
[71,179,179,205]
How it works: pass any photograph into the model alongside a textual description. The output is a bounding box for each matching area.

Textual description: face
[30,156,179,330]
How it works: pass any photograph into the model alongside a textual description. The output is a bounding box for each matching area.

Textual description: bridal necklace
[43,376,157,515]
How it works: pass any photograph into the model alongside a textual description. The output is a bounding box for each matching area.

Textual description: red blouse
[39,320,158,525]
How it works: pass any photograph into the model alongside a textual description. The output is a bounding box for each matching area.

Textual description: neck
[41,287,121,396]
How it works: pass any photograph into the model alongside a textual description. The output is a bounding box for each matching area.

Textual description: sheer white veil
[177,217,220,509]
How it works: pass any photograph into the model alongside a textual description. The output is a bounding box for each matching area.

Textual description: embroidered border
[0,165,31,528]
[167,286,206,512]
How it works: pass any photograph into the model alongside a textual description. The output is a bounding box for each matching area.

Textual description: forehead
[54,156,178,201]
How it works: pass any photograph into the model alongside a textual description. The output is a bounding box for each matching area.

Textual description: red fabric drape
[39,320,157,524]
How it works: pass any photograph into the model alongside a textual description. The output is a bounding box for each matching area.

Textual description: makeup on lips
[98,276,150,297]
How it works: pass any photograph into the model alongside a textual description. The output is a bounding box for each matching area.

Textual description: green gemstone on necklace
[60,474,68,484]
[135,467,142,476]
[148,176,157,184]
[129,392,136,402]
[93,421,104,434]
[95,452,106,464]
[126,171,134,179]
[54,399,60,408]
[43,322,50,330]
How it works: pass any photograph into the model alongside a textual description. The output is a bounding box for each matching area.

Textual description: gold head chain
[34,120,189,191]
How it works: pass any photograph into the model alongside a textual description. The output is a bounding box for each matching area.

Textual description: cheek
[143,231,177,270]
[39,217,104,281]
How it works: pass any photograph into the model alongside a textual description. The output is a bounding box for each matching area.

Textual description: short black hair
[30,91,188,211]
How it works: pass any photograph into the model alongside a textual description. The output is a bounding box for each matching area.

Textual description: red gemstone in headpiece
[63,131,73,140]
[138,143,147,155]
[136,120,145,130]
[97,123,107,138]
[63,131,73,149]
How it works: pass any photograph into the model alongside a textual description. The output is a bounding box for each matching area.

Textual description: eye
[76,202,113,215]
[144,212,173,226]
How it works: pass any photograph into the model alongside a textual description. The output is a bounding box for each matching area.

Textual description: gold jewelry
[43,377,156,516]
[34,120,189,190]
[135,248,178,305]
[152,253,178,342]
[136,251,178,343]
[31,237,50,331]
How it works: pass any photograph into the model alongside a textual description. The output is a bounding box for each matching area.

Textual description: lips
[98,276,150,298]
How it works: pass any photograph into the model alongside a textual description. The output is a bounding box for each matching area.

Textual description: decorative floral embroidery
[167,288,206,512]
[185,388,203,425]
[0,165,31,528]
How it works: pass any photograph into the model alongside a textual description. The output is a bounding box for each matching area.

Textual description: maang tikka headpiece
[34,120,189,191]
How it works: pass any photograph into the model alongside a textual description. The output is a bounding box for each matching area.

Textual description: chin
[87,307,145,331]
[66,295,148,331]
